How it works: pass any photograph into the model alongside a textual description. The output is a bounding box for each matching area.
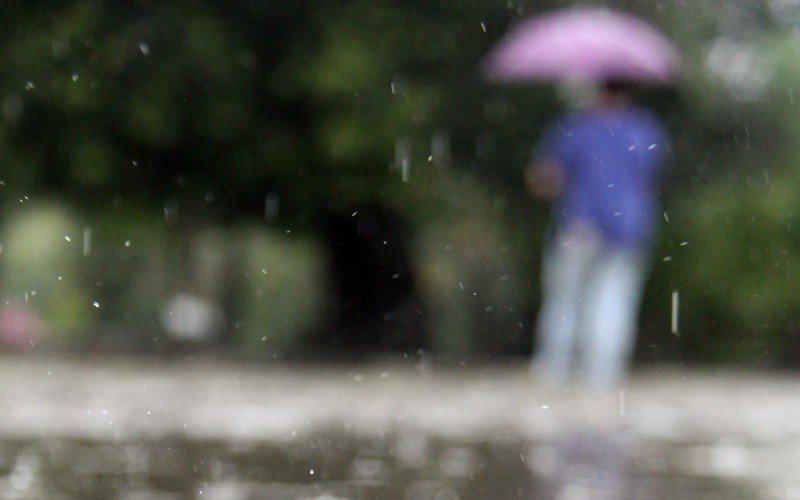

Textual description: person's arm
[524,159,565,200]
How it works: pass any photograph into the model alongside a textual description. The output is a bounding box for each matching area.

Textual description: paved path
[0,355,797,497]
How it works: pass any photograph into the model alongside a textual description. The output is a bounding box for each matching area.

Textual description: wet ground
[0,354,796,498]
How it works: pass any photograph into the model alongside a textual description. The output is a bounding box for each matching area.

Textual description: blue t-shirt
[536,106,668,249]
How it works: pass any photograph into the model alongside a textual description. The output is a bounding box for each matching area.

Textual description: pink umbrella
[483,7,681,85]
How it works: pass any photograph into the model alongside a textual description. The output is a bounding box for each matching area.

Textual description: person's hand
[524,160,564,200]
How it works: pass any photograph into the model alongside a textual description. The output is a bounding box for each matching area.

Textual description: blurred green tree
[3,0,800,365]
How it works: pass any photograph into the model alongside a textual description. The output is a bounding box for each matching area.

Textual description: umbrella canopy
[483,7,681,85]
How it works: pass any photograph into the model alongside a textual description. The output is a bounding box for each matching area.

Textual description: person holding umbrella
[484,8,679,391]
[527,80,668,391]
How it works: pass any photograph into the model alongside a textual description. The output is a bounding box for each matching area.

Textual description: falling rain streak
[394,137,410,183]
[671,290,680,335]
[83,227,92,257]
[431,130,450,168]
[264,192,280,222]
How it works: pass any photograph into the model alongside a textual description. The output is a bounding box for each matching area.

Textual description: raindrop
[24,81,35,90]
[82,227,92,257]
[93,301,100,308]
[164,200,179,224]
[139,42,150,55]
[264,192,280,221]
[431,130,451,167]
[124,240,131,248]
[394,138,411,173]
[64,235,71,242]
[391,75,408,98]
[671,290,680,336]
[71,73,79,82]
[481,21,487,32]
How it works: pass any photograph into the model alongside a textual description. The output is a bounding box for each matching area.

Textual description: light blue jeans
[533,222,648,392]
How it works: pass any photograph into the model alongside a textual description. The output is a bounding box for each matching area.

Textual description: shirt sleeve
[641,113,671,174]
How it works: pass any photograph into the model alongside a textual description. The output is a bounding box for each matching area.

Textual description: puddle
[0,431,759,499]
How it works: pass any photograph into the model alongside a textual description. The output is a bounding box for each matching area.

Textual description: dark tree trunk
[317,203,428,356]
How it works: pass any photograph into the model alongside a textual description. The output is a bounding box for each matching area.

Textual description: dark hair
[604,80,638,93]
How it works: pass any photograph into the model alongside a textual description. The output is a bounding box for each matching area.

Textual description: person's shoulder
[630,106,665,127]
[560,109,594,123]
[540,112,583,142]
[626,106,666,137]
[548,110,596,134]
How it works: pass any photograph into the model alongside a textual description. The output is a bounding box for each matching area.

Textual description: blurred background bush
[1,0,799,367]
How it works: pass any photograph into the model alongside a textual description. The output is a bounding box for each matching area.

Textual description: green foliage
[416,174,528,358]
[637,8,800,366]
[0,203,91,341]
[232,227,328,355]
[4,0,800,364]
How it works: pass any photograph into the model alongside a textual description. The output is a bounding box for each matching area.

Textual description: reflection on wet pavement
[0,356,793,498]
[0,431,759,499]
